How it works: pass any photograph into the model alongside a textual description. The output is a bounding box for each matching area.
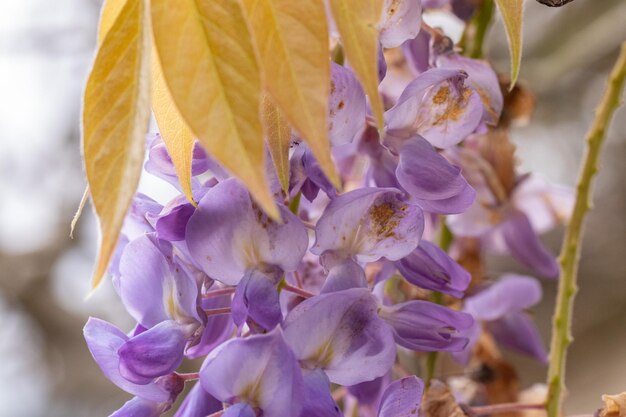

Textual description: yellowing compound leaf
[329,0,385,131]
[494,0,524,88]
[151,0,279,219]
[83,0,150,288]
[151,58,196,206]
[262,96,291,195]
[239,0,340,189]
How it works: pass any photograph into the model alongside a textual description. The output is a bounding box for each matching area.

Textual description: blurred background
[0,0,624,415]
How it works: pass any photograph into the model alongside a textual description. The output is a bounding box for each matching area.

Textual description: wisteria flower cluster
[84,1,574,416]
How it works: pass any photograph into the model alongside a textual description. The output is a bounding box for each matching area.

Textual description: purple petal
[145,135,212,186]
[378,46,388,81]
[464,274,542,321]
[396,137,475,214]
[348,372,390,407]
[488,311,548,364]
[414,73,483,148]
[364,141,401,189]
[118,320,190,384]
[223,404,256,417]
[312,187,424,263]
[450,319,482,366]
[321,258,368,293]
[451,0,477,20]
[83,318,170,403]
[174,382,223,417]
[186,179,308,285]
[402,31,431,75]
[377,376,424,417]
[186,294,234,359]
[232,269,282,332]
[118,236,170,327]
[119,235,200,328]
[380,300,474,351]
[501,210,559,278]
[109,397,165,417]
[302,146,336,199]
[385,68,462,142]
[301,369,343,417]
[437,53,503,125]
[395,240,470,297]
[155,199,195,242]
[283,288,396,385]
[329,63,367,146]
[378,0,422,48]
[200,329,304,417]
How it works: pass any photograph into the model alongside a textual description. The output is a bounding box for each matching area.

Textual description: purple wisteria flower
[186,178,308,330]
[395,240,471,297]
[200,329,304,417]
[312,187,424,264]
[385,68,483,149]
[283,288,396,386]
[447,146,573,278]
[83,318,185,416]
[379,299,474,351]
[454,274,548,364]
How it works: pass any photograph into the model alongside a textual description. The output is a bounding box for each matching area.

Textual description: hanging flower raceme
[79,1,568,415]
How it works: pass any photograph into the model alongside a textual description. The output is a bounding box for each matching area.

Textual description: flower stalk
[545,41,626,417]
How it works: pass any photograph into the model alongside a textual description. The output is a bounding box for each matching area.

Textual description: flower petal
[119,235,200,328]
[415,74,483,148]
[186,294,234,359]
[174,382,222,417]
[83,318,170,403]
[321,258,368,293]
[200,329,304,417]
[301,369,343,417]
[329,63,367,146]
[380,300,474,351]
[464,274,542,321]
[283,288,396,385]
[186,179,308,285]
[488,311,548,364]
[118,320,189,384]
[312,187,424,262]
[396,137,475,214]
[377,376,424,417]
[232,269,282,332]
[378,0,422,48]
[437,53,503,125]
[395,240,470,297]
[501,211,559,278]
[385,68,463,142]
[223,404,256,417]
[109,396,165,417]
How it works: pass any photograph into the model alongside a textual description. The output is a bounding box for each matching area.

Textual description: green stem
[545,42,626,417]
[459,0,495,58]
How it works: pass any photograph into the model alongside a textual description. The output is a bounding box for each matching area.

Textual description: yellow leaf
[262,96,291,195]
[328,0,385,132]
[151,57,196,206]
[83,0,150,288]
[98,0,128,42]
[239,0,341,189]
[494,0,524,88]
[151,0,279,219]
